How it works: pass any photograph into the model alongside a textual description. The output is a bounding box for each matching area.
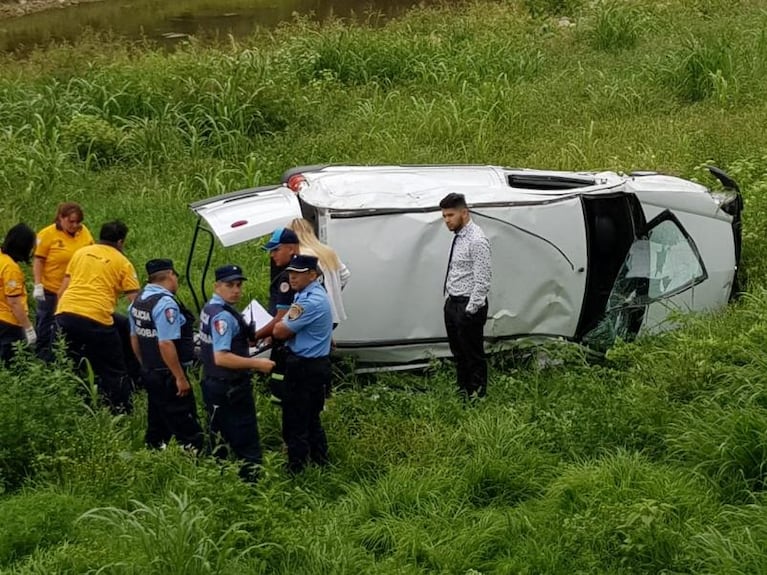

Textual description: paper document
[241,299,273,331]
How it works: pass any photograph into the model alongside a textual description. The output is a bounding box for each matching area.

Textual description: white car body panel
[188,165,739,365]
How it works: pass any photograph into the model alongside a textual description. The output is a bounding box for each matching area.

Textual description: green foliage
[61,113,124,168]
[667,402,767,503]
[0,490,91,567]
[523,0,583,18]
[0,352,84,491]
[77,491,271,574]
[2,0,767,573]
[586,0,649,52]
[662,35,736,102]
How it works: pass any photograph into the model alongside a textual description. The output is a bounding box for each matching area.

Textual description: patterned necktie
[443,233,458,295]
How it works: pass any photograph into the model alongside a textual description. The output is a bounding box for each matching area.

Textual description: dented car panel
[188,165,741,366]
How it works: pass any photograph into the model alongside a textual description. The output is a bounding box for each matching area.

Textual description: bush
[0,490,91,567]
[60,113,124,168]
[0,353,85,492]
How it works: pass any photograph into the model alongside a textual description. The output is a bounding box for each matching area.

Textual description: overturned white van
[186,165,742,366]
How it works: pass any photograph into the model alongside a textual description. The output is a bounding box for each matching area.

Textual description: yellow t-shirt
[35,223,94,293]
[0,252,27,327]
[55,244,140,326]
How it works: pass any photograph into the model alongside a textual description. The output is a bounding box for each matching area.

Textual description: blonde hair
[289,218,341,272]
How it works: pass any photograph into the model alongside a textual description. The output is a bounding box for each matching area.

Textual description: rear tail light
[287,174,306,192]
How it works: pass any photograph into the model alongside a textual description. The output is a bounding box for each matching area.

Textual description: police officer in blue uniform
[129,259,203,451]
[273,254,333,474]
[199,264,274,482]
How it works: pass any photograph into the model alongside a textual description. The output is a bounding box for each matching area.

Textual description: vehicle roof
[294,165,628,210]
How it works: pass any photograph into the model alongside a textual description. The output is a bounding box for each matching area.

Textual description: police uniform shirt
[283,280,333,358]
[34,223,94,293]
[269,267,294,316]
[56,243,140,326]
[128,284,184,342]
[0,252,27,327]
[207,294,243,353]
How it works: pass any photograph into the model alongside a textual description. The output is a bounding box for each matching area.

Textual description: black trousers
[444,296,488,397]
[268,340,288,401]
[35,290,58,362]
[113,313,144,389]
[0,321,23,366]
[56,312,133,413]
[282,354,330,474]
[144,368,204,451]
[201,376,261,482]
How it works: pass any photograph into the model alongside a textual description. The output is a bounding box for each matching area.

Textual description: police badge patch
[279,282,290,293]
[164,308,177,324]
[287,304,304,320]
[214,319,228,335]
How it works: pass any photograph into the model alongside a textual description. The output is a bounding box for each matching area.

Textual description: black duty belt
[286,350,330,363]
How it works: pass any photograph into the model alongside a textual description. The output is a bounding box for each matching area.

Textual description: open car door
[582,210,708,351]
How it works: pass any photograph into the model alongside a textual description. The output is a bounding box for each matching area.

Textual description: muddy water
[0,0,442,52]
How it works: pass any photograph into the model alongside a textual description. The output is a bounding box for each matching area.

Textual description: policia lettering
[130,290,203,450]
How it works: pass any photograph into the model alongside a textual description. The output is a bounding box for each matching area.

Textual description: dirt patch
[0,0,105,20]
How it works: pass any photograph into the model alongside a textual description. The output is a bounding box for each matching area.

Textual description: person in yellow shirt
[33,202,93,361]
[0,224,37,365]
[55,220,140,413]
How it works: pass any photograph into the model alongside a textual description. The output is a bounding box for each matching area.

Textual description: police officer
[254,227,300,403]
[273,254,333,474]
[128,259,203,451]
[199,264,274,482]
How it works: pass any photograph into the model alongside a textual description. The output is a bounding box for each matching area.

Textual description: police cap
[285,254,319,273]
[145,258,176,276]
[263,227,299,251]
[215,264,247,282]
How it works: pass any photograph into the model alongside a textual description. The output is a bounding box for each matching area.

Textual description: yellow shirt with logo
[35,223,94,293]
[55,244,139,326]
[0,252,27,327]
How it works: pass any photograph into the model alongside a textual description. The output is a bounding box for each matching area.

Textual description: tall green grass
[2,0,767,572]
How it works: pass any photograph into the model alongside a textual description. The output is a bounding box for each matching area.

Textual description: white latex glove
[33,283,45,302]
[25,327,37,346]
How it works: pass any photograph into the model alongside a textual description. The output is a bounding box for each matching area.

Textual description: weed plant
[2,0,767,572]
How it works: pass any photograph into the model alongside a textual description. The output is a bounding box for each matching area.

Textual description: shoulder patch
[164,307,177,324]
[279,281,290,293]
[214,319,228,336]
[287,303,304,320]
[6,279,17,289]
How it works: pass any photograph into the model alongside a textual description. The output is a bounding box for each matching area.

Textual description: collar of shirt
[142,283,174,299]
[456,220,477,238]
[210,293,227,306]
[296,280,322,297]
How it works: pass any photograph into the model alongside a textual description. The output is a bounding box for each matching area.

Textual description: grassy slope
[3,0,767,572]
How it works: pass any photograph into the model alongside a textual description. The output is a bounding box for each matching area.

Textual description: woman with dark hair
[33,202,93,360]
[0,223,37,364]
